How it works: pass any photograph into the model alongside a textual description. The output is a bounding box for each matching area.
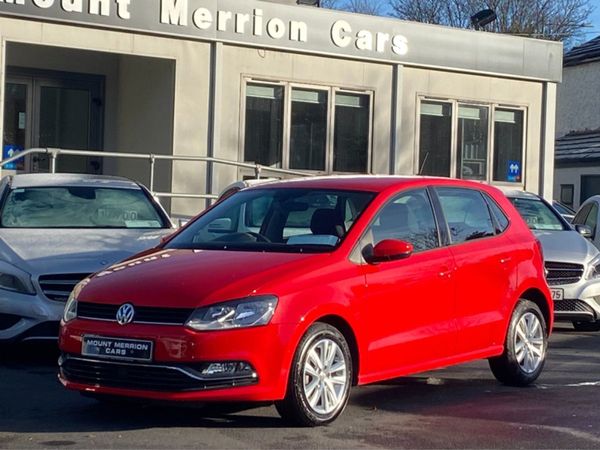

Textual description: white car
[0,173,174,342]
[507,190,600,331]
[573,196,600,250]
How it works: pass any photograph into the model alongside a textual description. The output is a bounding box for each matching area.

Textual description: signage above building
[0,0,562,82]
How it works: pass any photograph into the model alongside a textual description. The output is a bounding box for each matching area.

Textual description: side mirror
[575,224,593,239]
[364,239,414,264]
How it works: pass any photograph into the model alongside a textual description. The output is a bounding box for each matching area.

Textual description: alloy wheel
[514,312,545,374]
[302,337,348,415]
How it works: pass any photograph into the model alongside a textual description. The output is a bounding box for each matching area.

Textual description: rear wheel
[572,321,600,332]
[276,322,352,427]
[489,300,547,386]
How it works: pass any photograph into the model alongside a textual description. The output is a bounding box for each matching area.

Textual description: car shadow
[0,342,288,433]
[2,330,600,434]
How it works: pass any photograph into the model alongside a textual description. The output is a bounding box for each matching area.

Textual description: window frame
[240,77,373,176]
[415,96,527,187]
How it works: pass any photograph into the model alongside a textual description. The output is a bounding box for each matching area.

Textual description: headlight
[0,272,34,294]
[587,255,600,280]
[0,261,34,295]
[186,295,278,331]
[63,293,78,323]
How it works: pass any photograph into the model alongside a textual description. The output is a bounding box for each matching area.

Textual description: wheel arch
[519,287,552,332]
[316,314,360,386]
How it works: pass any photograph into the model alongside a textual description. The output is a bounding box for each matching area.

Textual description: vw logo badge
[116,303,135,326]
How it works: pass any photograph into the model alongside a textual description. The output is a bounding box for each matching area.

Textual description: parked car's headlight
[587,255,600,280]
[186,295,278,331]
[0,262,34,295]
[63,293,78,323]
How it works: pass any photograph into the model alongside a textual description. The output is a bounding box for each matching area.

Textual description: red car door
[434,187,517,355]
[358,188,457,382]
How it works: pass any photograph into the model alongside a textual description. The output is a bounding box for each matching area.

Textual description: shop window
[418,97,526,184]
[244,84,284,167]
[418,101,452,177]
[290,88,328,171]
[560,184,574,207]
[334,93,370,173]
[457,105,489,181]
[493,109,524,183]
[243,81,372,174]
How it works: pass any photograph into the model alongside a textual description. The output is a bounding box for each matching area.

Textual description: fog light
[201,361,256,379]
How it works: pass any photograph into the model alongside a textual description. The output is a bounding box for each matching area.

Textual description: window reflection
[290,88,328,171]
[457,105,489,181]
[244,84,284,167]
[334,93,369,173]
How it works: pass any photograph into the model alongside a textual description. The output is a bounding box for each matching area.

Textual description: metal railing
[0,147,313,204]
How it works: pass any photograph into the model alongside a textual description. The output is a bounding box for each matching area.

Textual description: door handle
[439,266,453,278]
[500,256,512,264]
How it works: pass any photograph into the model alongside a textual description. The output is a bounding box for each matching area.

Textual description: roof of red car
[247,175,493,193]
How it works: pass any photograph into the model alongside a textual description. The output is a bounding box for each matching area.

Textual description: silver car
[0,173,174,342]
[507,191,600,331]
[572,196,600,250]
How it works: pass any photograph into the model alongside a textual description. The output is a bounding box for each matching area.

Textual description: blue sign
[3,145,25,170]
[507,160,521,182]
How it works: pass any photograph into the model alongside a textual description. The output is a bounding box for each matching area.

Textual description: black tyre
[572,321,600,332]
[489,300,547,386]
[275,322,352,427]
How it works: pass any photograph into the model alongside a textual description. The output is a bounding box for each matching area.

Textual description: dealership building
[0,0,562,215]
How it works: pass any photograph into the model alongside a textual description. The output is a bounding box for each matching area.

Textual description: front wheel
[275,322,352,426]
[489,300,547,386]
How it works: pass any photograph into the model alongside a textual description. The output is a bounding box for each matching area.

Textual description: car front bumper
[552,277,600,323]
[0,289,64,342]
[58,319,297,402]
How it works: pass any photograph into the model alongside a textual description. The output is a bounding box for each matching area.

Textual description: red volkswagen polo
[59,177,552,426]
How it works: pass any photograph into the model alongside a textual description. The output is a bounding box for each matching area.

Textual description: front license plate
[551,288,564,301]
[82,336,153,362]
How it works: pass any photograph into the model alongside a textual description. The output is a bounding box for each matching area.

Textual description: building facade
[0,0,562,215]
[555,36,600,210]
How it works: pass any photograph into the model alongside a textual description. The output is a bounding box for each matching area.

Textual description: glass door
[3,78,32,171]
[4,69,104,174]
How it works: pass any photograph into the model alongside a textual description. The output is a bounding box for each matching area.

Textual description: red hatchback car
[59,177,552,426]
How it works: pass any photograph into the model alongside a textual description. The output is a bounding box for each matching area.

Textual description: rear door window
[435,188,495,244]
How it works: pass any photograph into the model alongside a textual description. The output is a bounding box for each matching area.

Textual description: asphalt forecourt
[1,326,600,449]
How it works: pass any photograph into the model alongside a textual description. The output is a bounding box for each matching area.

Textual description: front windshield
[167,188,375,253]
[509,197,566,231]
[1,186,167,229]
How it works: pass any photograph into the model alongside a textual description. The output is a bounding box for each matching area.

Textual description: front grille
[39,273,90,302]
[545,262,584,286]
[59,355,257,392]
[77,302,194,325]
[554,299,594,313]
